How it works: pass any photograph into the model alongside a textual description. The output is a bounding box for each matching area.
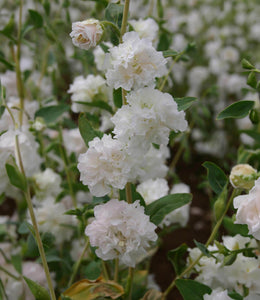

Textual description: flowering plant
[0,0,260,300]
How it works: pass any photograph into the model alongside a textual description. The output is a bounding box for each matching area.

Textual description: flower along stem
[162,188,239,298]
[15,135,57,300]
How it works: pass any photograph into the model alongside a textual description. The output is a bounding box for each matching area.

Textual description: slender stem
[0,265,21,281]
[120,0,130,42]
[114,258,119,282]
[162,188,238,298]
[58,126,77,208]
[169,141,184,171]
[102,261,109,280]
[68,240,89,287]
[125,182,133,204]
[159,51,185,92]
[15,0,25,127]
[15,135,56,300]
[125,267,134,300]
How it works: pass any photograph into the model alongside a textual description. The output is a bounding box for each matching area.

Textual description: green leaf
[18,221,32,235]
[228,291,243,300]
[145,193,192,225]
[222,252,237,266]
[242,58,254,70]
[216,100,255,120]
[84,261,102,280]
[194,240,212,258]
[0,54,15,70]
[247,72,257,89]
[167,243,188,275]
[157,32,170,51]
[113,88,122,108]
[105,3,124,27]
[176,279,212,300]
[0,106,5,118]
[202,161,227,194]
[35,104,70,125]
[223,216,249,237]
[78,114,103,147]
[157,0,164,18]
[1,14,15,36]
[175,97,197,111]
[5,163,27,192]
[74,100,113,114]
[11,255,22,274]
[28,10,44,28]
[163,50,178,58]
[23,276,51,300]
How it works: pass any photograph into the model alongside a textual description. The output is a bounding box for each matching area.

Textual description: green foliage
[105,3,124,28]
[35,104,70,125]
[247,72,257,89]
[176,279,212,300]
[175,97,197,111]
[194,240,215,258]
[28,9,44,28]
[5,163,27,192]
[222,216,249,237]
[167,243,188,275]
[145,193,192,225]
[23,276,51,300]
[216,100,255,120]
[84,260,102,280]
[78,114,103,147]
[74,100,113,114]
[113,88,123,108]
[242,58,255,70]
[202,162,227,194]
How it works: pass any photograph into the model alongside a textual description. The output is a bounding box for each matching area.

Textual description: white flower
[68,74,112,113]
[112,87,187,153]
[129,18,159,46]
[77,134,131,197]
[105,32,167,90]
[63,128,87,155]
[220,46,239,63]
[33,168,62,200]
[234,178,260,240]
[85,199,157,267]
[31,197,76,245]
[70,19,103,50]
[137,178,169,205]
[159,183,190,228]
[229,164,257,190]
[204,289,232,300]
[93,42,113,71]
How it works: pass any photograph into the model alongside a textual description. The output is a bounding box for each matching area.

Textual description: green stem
[15,135,56,300]
[102,261,109,280]
[68,239,89,287]
[0,265,21,281]
[125,267,134,300]
[162,188,238,298]
[120,0,130,42]
[125,182,133,204]
[15,0,25,127]
[159,51,185,92]
[114,258,119,282]
[58,126,77,208]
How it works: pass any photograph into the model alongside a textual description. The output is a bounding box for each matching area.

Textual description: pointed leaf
[145,193,192,225]
[203,161,227,194]
[5,163,27,192]
[35,104,70,124]
[176,279,212,300]
[163,50,178,58]
[28,9,44,28]
[175,97,197,111]
[23,276,51,300]
[242,59,254,70]
[194,240,213,258]
[78,114,103,147]
[216,101,254,120]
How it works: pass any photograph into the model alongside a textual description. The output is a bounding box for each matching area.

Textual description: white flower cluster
[85,199,157,267]
[234,178,260,240]
[189,235,260,297]
[105,32,167,91]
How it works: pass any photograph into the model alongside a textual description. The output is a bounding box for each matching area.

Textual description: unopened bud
[229,164,258,190]
[32,117,46,131]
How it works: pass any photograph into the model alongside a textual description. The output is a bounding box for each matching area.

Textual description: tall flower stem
[114,258,119,282]
[68,239,89,287]
[15,135,56,300]
[120,0,130,42]
[162,188,238,298]
[125,267,134,300]
[15,0,25,126]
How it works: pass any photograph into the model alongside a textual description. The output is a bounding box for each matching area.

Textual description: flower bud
[32,117,46,131]
[229,164,258,190]
[70,19,103,50]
